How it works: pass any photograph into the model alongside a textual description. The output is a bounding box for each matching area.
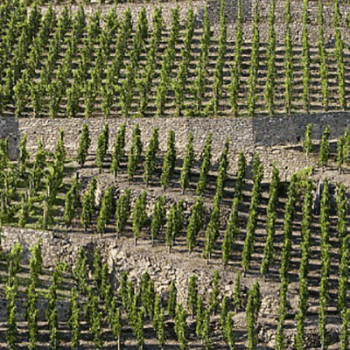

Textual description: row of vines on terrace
[1,0,350,118]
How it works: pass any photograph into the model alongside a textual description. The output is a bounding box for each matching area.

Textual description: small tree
[143,128,159,186]
[111,302,122,350]
[160,130,176,190]
[174,304,188,350]
[127,124,143,181]
[209,270,220,314]
[224,312,236,350]
[69,287,81,350]
[187,275,198,318]
[196,133,212,195]
[110,123,126,178]
[96,124,109,173]
[186,196,204,253]
[115,189,131,239]
[196,296,205,339]
[247,1,260,117]
[156,308,166,349]
[319,125,330,168]
[97,186,114,235]
[168,281,177,318]
[233,272,242,311]
[340,308,350,350]
[76,124,91,167]
[18,134,29,178]
[303,123,314,158]
[165,204,177,253]
[132,190,147,245]
[180,131,194,194]
[150,196,166,245]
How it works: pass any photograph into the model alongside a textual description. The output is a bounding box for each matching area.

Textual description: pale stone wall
[1,111,348,179]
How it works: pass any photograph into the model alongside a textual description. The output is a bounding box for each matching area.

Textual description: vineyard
[0,121,349,349]
[1,0,350,349]
[1,0,350,118]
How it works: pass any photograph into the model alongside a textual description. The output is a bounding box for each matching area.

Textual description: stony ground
[1,140,349,349]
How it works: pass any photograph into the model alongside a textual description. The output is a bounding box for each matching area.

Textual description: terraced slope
[1,0,350,119]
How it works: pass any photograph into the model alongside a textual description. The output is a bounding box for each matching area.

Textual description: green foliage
[132,190,147,245]
[96,123,109,173]
[180,131,194,194]
[224,312,236,350]
[203,201,220,260]
[284,0,293,114]
[80,178,96,231]
[214,138,230,202]
[173,7,194,117]
[18,193,29,228]
[140,272,155,318]
[206,0,227,115]
[29,240,42,287]
[246,281,261,350]
[229,0,243,117]
[143,128,159,186]
[93,248,102,290]
[260,164,279,276]
[174,304,188,350]
[196,295,205,339]
[110,123,126,178]
[191,5,210,116]
[233,271,242,311]
[201,308,211,350]
[18,134,29,178]
[156,307,166,349]
[63,179,80,228]
[333,0,346,110]
[301,0,310,112]
[127,124,143,181]
[247,1,260,116]
[160,130,176,190]
[235,152,246,200]
[318,125,330,168]
[150,195,166,244]
[168,280,177,318]
[6,279,18,350]
[115,189,131,238]
[340,309,350,350]
[165,200,184,252]
[264,0,276,115]
[26,281,38,350]
[76,124,91,167]
[137,7,163,118]
[197,133,212,195]
[303,123,314,157]
[73,248,88,294]
[8,242,23,279]
[209,270,220,314]
[155,6,180,117]
[187,275,198,318]
[337,236,348,311]
[97,186,114,234]
[68,287,80,350]
[242,154,263,272]
[186,196,205,252]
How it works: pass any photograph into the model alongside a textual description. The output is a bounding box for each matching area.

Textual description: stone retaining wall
[0,112,348,179]
[0,117,18,160]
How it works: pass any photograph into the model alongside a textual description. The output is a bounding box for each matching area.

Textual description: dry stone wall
[1,111,349,179]
[1,227,63,267]
[0,117,18,160]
